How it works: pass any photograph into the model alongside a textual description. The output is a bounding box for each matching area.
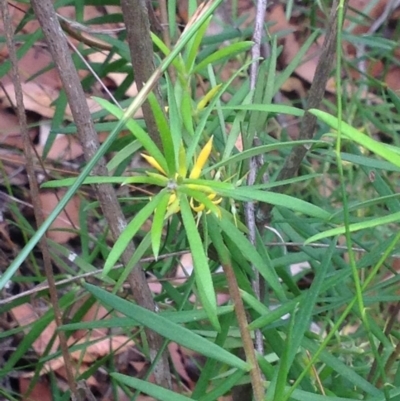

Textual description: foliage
[2,0,400,400]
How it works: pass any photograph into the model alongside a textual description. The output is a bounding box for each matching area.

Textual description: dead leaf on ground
[19,377,52,401]
[10,303,60,355]
[40,190,80,243]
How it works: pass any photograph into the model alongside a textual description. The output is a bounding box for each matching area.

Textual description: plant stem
[120,0,164,150]
[222,261,265,401]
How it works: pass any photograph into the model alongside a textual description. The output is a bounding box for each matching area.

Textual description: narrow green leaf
[106,140,142,171]
[288,240,335,365]
[330,193,400,220]
[264,36,278,105]
[113,232,152,292]
[167,74,185,160]
[206,214,231,266]
[112,373,192,401]
[220,187,331,220]
[151,191,170,259]
[290,388,368,401]
[340,152,400,172]
[44,91,67,159]
[85,284,249,370]
[186,16,212,72]
[218,218,286,301]
[193,41,254,73]
[179,194,220,331]
[0,30,42,78]
[181,88,195,136]
[248,297,298,330]
[41,175,166,188]
[222,103,305,117]
[199,369,245,401]
[272,309,296,401]
[61,305,234,332]
[305,211,400,244]
[204,140,322,173]
[147,92,176,174]
[93,97,169,173]
[103,191,166,275]
[310,109,400,168]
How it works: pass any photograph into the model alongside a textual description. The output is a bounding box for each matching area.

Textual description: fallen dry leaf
[40,190,80,243]
[19,377,52,401]
[10,303,60,355]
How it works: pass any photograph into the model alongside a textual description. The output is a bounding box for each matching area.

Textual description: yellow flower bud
[189,136,213,179]
[141,154,167,176]
[197,84,222,112]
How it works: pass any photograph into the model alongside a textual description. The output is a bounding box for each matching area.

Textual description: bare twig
[0,250,190,306]
[249,0,268,90]
[223,261,264,401]
[245,0,269,364]
[29,0,171,389]
[0,2,80,399]
[120,0,164,150]
[256,0,344,226]
[6,239,400,307]
[4,239,398,307]
[211,222,265,401]
[158,0,171,49]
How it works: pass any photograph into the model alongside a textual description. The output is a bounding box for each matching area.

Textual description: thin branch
[6,239,400,307]
[223,261,265,401]
[29,0,171,389]
[245,0,269,363]
[0,250,190,306]
[120,0,164,150]
[249,0,268,90]
[0,2,80,399]
[158,0,171,49]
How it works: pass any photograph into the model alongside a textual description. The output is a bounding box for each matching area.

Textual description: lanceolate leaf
[193,41,253,73]
[218,218,286,301]
[310,109,400,168]
[179,193,220,331]
[147,92,176,175]
[85,284,249,370]
[218,187,331,220]
[112,374,193,401]
[204,140,323,173]
[151,191,170,259]
[305,211,400,244]
[93,97,168,174]
[103,191,166,276]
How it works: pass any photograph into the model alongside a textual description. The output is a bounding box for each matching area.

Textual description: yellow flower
[141,136,221,216]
